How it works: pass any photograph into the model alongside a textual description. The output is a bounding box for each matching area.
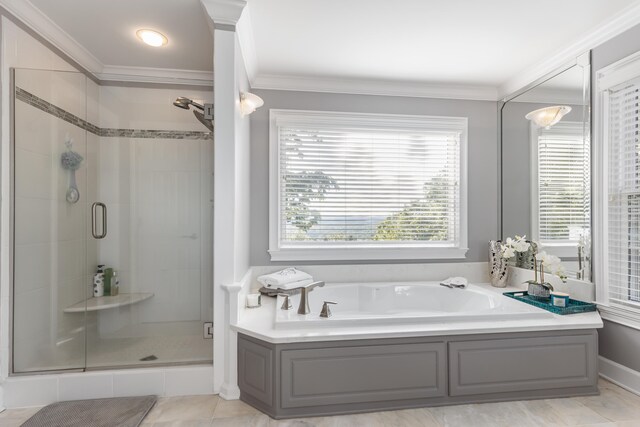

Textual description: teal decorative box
[503,291,597,315]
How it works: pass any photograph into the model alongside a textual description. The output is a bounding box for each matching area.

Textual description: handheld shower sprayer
[60,135,83,204]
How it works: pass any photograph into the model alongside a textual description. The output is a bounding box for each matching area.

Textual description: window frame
[268,109,469,262]
[595,50,640,330]
[530,121,590,258]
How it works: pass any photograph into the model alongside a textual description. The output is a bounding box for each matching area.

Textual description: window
[268,110,468,261]
[596,50,640,327]
[532,122,591,256]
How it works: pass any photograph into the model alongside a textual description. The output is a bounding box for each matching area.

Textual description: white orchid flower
[501,246,516,259]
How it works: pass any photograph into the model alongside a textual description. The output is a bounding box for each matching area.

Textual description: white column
[201,0,249,398]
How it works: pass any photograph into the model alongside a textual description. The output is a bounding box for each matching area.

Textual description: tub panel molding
[238,330,599,419]
[449,334,597,396]
[281,342,446,408]
[238,336,273,406]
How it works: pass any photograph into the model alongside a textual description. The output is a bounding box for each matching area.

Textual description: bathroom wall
[249,90,498,266]
[591,23,640,377]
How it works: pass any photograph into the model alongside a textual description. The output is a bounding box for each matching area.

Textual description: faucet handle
[320,301,337,318]
[278,293,292,310]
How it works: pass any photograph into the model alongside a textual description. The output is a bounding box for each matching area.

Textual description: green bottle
[104,268,114,296]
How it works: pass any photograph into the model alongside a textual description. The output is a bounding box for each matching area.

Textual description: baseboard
[599,356,640,396]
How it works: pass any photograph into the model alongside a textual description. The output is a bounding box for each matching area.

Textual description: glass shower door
[12,68,90,373]
[12,68,214,373]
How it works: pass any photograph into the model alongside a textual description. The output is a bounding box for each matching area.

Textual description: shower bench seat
[63,292,154,313]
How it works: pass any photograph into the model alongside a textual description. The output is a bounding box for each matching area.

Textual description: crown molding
[200,0,247,27]
[97,66,213,86]
[0,0,214,86]
[251,73,498,101]
[498,2,640,99]
[236,4,257,83]
[0,0,102,73]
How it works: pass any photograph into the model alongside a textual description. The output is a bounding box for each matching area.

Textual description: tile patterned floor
[1,379,638,426]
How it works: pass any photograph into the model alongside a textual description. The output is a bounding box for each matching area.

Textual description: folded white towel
[257,268,313,290]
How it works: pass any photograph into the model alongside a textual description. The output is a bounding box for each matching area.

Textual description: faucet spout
[291,281,325,315]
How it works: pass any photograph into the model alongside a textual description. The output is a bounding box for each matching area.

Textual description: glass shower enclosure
[11,68,213,373]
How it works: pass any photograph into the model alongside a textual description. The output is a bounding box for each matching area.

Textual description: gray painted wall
[592,23,640,372]
[249,89,498,266]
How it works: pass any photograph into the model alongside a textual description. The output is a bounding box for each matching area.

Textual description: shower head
[173,97,204,111]
[173,96,213,132]
[193,110,214,132]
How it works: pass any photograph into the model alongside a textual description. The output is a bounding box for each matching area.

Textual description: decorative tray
[503,291,597,315]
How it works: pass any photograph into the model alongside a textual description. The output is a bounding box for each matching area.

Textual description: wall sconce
[525,105,572,129]
[240,92,264,117]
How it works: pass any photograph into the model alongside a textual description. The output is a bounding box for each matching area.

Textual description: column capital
[200,0,247,28]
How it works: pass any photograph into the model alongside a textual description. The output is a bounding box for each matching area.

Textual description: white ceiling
[17,0,640,96]
[247,0,637,90]
[28,0,213,72]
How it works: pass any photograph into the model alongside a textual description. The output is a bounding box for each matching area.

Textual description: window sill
[598,305,640,332]
[268,246,469,262]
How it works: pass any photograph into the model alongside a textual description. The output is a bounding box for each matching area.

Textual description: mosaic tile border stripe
[16,87,212,140]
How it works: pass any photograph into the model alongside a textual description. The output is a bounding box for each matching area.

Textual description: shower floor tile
[87,334,212,368]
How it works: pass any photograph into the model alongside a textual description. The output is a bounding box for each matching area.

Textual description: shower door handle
[91,202,107,239]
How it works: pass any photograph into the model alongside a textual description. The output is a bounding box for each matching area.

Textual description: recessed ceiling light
[136,29,168,47]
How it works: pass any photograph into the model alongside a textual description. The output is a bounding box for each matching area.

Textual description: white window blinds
[608,81,640,306]
[536,122,591,245]
[269,110,468,260]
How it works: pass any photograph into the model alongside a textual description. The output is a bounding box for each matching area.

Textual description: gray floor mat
[21,395,156,427]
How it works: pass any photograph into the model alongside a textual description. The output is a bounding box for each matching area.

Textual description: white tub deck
[232,282,602,343]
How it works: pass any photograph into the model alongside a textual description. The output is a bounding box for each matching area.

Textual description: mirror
[500,58,591,281]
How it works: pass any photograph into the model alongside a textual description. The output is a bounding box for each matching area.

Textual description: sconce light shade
[525,105,572,128]
[240,92,264,116]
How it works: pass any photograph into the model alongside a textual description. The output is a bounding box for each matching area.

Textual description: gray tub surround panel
[449,334,596,396]
[16,86,212,140]
[238,330,599,419]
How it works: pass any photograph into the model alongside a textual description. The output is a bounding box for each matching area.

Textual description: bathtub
[275,281,553,329]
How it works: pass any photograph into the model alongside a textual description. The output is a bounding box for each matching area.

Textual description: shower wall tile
[98,169,131,204]
[15,148,54,200]
[57,239,85,281]
[86,79,100,126]
[98,86,213,131]
[13,102,56,156]
[56,201,87,243]
[14,243,51,294]
[14,197,52,245]
[138,268,201,323]
[15,68,87,120]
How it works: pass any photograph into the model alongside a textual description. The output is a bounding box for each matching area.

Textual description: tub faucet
[290,281,325,315]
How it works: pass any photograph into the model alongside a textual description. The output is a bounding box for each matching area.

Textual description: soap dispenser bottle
[104,267,114,296]
[111,270,120,296]
[93,265,105,297]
